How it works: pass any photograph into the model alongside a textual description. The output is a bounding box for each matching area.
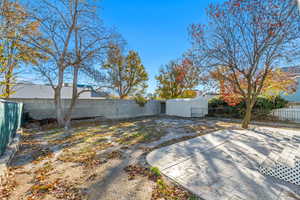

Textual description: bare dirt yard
[0,116,241,200]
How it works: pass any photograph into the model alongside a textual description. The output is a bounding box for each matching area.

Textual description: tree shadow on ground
[153,128,300,200]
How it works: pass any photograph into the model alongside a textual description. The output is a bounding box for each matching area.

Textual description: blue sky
[101,0,222,93]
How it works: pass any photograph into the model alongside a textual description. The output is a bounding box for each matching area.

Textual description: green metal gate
[0,100,23,156]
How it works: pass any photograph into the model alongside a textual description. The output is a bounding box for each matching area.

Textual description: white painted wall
[166,96,208,118]
[2,84,105,99]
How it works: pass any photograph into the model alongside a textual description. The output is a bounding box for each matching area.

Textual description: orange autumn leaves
[156,58,201,99]
[211,68,297,106]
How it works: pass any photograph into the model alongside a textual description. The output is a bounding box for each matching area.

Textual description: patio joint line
[161,139,232,171]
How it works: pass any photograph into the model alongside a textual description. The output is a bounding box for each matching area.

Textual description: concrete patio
[147,127,300,200]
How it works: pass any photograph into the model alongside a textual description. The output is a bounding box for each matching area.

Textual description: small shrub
[156,178,167,190]
[188,195,200,200]
[208,97,227,108]
[150,167,161,177]
[273,95,289,109]
[134,95,148,107]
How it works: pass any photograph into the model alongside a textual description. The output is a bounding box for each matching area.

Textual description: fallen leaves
[124,165,150,180]
[86,173,97,182]
[7,117,205,199]
[58,150,100,167]
[28,178,83,200]
[124,164,192,200]
[106,150,123,160]
[151,178,191,200]
[32,148,54,164]
[0,171,18,200]
[124,164,160,182]
[57,142,112,168]
[34,162,54,182]
[26,161,84,200]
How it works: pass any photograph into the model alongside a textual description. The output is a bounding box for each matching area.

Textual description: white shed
[166,96,208,118]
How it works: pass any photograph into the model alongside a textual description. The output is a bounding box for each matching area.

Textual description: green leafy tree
[104,46,148,99]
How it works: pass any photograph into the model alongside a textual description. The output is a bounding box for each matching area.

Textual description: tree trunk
[4,63,14,99]
[64,67,79,130]
[242,102,253,129]
[54,65,65,128]
[54,88,65,127]
[4,73,10,99]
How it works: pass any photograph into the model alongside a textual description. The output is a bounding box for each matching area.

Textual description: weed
[150,167,161,177]
[188,195,200,200]
[156,178,166,190]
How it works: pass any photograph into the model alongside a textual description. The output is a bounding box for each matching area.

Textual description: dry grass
[4,117,239,200]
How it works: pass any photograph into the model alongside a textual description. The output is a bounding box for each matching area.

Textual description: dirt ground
[0,117,241,200]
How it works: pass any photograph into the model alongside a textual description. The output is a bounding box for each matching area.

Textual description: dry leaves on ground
[27,178,84,200]
[124,164,192,200]
[0,171,18,200]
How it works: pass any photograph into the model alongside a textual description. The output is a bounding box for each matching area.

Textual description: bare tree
[29,0,119,128]
[190,0,300,128]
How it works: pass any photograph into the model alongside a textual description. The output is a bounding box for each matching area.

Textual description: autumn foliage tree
[0,0,47,98]
[211,68,297,106]
[104,45,148,99]
[156,58,201,99]
[190,0,300,128]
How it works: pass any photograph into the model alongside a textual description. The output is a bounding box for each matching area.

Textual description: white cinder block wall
[9,99,161,120]
[166,97,208,118]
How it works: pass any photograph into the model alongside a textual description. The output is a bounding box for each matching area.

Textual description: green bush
[134,95,148,107]
[208,95,288,119]
[208,97,228,108]
[150,166,161,177]
[255,96,288,110]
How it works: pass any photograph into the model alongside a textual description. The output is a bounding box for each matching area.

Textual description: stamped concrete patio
[147,127,300,200]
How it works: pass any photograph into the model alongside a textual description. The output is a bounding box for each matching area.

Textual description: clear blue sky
[101,0,223,93]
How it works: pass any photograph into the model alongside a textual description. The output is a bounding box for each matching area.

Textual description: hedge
[208,96,288,119]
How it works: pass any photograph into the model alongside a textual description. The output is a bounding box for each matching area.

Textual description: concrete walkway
[147,128,300,200]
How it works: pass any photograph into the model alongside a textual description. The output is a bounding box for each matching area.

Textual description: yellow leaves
[6,31,16,39]
[105,46,148,97]
[261,68,297,98]
[180,90,197,98]
[29,178,83,200]
[0,1,48,98]
[2,1,28,28]
[27,21,40,32]
[156,59,200,99]
[21,21,41,36]
[0,170,18,200]
[31,183,55,193]
[211,67,297,105]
